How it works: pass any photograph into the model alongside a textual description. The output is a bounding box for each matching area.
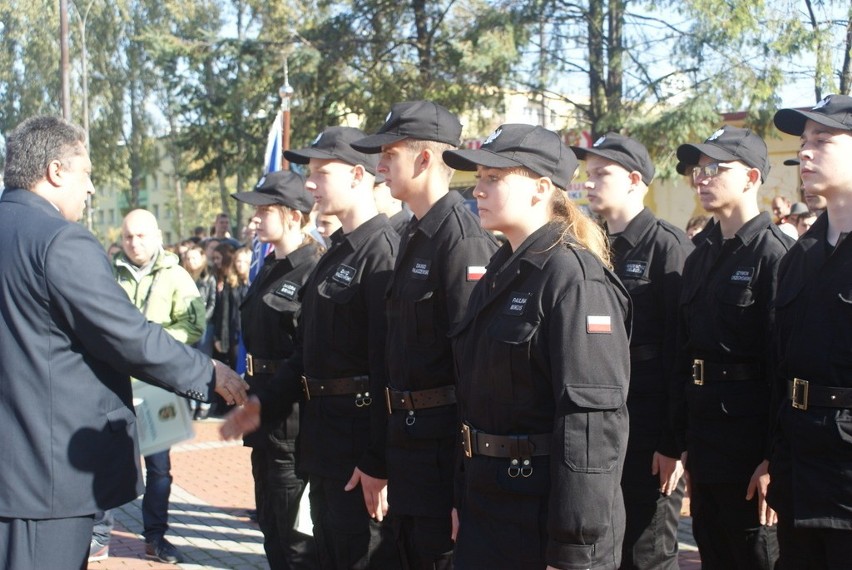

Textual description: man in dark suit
[0,115,249,570]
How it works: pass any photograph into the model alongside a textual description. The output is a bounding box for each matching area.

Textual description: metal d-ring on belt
[301,375,372,407]
[460,422,550,478]
[384,384,457,425]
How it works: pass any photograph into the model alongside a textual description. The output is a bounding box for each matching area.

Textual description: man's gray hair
[3,116,87,191]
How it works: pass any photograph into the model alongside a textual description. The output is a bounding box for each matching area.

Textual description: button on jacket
[768,213,852,528]
[610,207,693,457]
[673,212,792,484]
[240,243,321,451]
[451,222,631,569]
[270,215,399,481]
[385,191,499,516]
[0,189,215,519]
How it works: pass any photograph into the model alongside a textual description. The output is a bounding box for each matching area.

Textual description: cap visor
[283,147,338,164]
[349,133,406,154]
[774,108,851,136]
[442,148,524,172]
[783,158,800,166]
[677,143,740,167]
[231,191,280,206]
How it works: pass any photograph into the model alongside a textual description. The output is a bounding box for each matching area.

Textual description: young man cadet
[224,126,401,569]
[768,94,852,568]
[351,101,499,569]
[574,133,693,570]
[672,125,793,569]
[91,209,208,564]
[0,116,248,570]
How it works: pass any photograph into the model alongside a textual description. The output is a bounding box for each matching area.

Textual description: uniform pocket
[562,385,625,473]
[487,316,540,403]
[395,280,438,345]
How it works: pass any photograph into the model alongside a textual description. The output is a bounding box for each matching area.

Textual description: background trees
[1,0,850,237]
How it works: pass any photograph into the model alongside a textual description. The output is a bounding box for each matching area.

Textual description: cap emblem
[311,132,323,146]
[385,111,393,123]
[813,96,830,110]
[706,128,725,142]
[255,176,266,189]
[593,135,606,147]
[483,128,502,146]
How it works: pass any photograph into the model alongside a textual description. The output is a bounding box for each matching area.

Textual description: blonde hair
[549,185,612,269]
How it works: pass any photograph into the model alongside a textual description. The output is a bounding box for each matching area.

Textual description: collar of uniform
[610,207,656,248]
[487,221,563,275]
[333,213,391,251]
[794,210,829,253]
[278,240,321,270]
[0,187,65,220]
[409,191,464,238]
[704,211,771,248]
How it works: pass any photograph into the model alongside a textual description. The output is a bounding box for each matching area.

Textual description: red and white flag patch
[586,315,612,334]
[467,266,486,281]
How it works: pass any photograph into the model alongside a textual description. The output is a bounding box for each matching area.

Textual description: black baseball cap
[774,94,852,136]
[676,125,770,181]
[442,124,579,190]
[571,132,655,185]
[350,101,462,153]
[284,126,378,175]
[783,158,800,166]
[231,170,314,214]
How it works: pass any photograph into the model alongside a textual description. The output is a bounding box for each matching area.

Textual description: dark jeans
[309,473,401,570]
[620,447,684,570]
[251,447,317,569]
[390,513,454,570]
[691,480,779,569]
[0,514,93,570]
[142,449,172,541]
[777,518,852,570]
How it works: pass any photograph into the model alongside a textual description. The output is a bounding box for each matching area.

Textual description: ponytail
[549,190,612,269]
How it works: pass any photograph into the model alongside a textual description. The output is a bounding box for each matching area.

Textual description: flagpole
[279,57,294,169]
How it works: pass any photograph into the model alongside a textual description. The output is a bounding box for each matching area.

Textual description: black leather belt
[630,344,661,363]
[692,359,761,386]
[301,375,371,406]
[788,378,852,411]
[245,354,283,376]
[385,385,456,414]
[461,423,550,478]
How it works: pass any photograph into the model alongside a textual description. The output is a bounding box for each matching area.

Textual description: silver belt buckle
[245,354,254,376]
[693,359,704,386]
[792,378,809,410]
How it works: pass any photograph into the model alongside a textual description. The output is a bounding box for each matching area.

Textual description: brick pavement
[87,419,700,569]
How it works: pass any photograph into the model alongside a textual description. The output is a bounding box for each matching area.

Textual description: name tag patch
[730,267,754,285]
[504,292,531,316]
[274,281,299,300]
[467,265,487,281]
[332,264,357,286]
[410,258,431,280]
[623,260,648,278]
[587,315,612,334]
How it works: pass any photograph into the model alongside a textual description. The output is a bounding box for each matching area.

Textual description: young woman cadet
[444,124,632,570]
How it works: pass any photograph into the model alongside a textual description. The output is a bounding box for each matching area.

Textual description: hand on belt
[461,422,550,478]
[301,375,372,406]
[789,378,852,410]
[692,359,761,385]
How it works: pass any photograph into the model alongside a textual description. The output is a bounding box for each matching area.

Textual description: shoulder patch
[274,280,299,300]
[467,266,486,281]
[332,264,357,286]
[587,315,612,334]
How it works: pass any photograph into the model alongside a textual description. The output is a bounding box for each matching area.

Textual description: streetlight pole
[59,0,71,120]
[279,57,294,170]
[72,0,96,231]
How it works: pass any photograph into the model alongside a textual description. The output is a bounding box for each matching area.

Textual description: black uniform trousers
[250,447,316,570]
[777,518,852,570]
[690,481,778,569]
[390,513,453,570]
[620,445,684,570]
[0,514,93,570]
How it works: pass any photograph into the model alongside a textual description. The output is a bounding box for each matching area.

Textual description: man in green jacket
[90,209,205,564]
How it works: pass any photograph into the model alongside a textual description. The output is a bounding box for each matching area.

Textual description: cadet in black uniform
[443,124,631,570]
[673,125,792,569]
[231,170,320,569]
[224,127,401,570]
[574,133,693,570]
[351,101,500,569]
[769,94,852,568]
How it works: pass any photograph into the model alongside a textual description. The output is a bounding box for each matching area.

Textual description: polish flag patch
[586,315,612,334]
[467,266,487,281]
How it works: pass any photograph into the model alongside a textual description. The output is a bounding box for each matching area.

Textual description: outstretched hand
[220,395,261,440]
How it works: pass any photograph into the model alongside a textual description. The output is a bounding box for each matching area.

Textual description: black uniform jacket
[610,208,693,457]
[768,213,852,528]
[451,222,631,569]
[240,243,321,451]
[385,191,499,517]
[0,189,215,519]
[673,212,792,485]
[263,215,399,481]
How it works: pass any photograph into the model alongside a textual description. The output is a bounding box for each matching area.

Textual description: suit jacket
[0,189,215,519]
